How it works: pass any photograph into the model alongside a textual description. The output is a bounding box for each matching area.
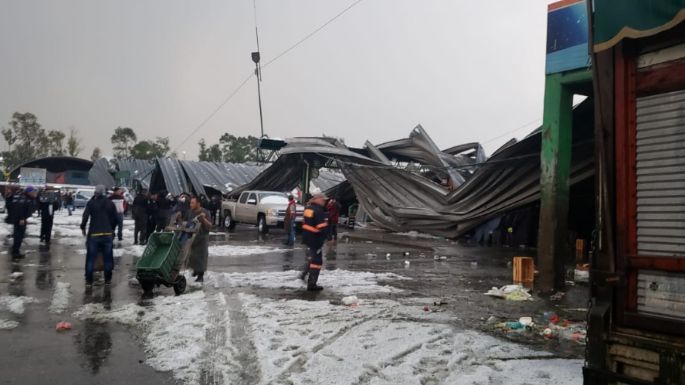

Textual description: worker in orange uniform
[299,193,328,291]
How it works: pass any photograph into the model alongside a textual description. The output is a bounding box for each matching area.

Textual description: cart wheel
[173,276,187,296]
[141,280,154,296]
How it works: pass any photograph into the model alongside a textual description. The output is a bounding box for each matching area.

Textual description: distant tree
[111,126,137,159]
[130,136,170,160]
[219,134,258,163]
[90,147,102,161]
[47,130,66,156]
[67,128,83,157]
[198,139,208,160]
[0,112,51,168]
[198,139,222,162]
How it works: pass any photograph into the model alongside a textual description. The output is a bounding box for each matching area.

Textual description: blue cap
[25,186,36,193]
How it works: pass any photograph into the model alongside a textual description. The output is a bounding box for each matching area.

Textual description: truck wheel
[224,211,236,231]
[257,215,269,234]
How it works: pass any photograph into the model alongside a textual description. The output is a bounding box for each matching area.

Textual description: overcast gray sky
[0,0,555,159]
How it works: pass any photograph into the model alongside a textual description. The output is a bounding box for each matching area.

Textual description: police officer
[39,189,61,246]
[300,193,328,291]
[9,186,38,258]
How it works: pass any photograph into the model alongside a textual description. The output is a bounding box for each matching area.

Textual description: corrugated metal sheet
[88,158,116,188]
[117,159,154,188]
[311,169,346,192]
[177,161,266,197]
[237,100,594,238]
[636,90,685,257]
[147,159,266,197]
[154,158,191,196]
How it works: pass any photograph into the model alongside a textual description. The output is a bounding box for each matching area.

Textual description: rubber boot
[307,269,323,291]
[299,263,309,281]
[195,272,204,283]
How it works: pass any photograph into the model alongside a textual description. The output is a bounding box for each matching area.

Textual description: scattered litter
[470,262,478,268]
[341,296,360,306]
[422,305,429,312]
[519,317,534,327]
[364,253,377,258]
[433,255,440,260]
[404,260,410,266]
[486,316,498,324]
[9,272,23,280]
[55,321,72,332]
[550,292,566,301]
[543,328,554,338]
[505,321,523,329]
[433,300,447,306]
[403,252,410,256]
[386,253,391,257]
[484,285,533,301]
[440,256,448,260]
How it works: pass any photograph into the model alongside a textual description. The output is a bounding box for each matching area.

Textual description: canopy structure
[240,99,595,238]
[593,0,685,52]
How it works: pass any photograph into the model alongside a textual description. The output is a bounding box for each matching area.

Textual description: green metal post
[538,73,574,292]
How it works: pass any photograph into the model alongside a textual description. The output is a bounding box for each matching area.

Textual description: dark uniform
[9,191,36,257]
[301,202,328,291]
[132,193,149,245]
[39,191,61,245]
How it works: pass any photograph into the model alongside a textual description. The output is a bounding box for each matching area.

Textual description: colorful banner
[546,0,590,74]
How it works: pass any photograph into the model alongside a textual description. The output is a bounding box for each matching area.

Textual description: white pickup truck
[222,191,304,233]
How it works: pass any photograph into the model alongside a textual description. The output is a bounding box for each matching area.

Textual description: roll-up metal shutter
[636,89,685,257]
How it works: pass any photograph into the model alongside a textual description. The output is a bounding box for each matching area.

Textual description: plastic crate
[136,232,181,282]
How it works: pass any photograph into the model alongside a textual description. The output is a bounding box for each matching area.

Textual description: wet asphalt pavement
[0,215,588,385]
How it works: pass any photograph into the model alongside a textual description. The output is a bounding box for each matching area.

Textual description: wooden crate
[513,256,534,284]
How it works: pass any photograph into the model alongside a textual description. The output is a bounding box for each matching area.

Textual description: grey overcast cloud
[0,0,555,158]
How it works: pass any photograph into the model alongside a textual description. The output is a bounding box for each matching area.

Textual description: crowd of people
[4,183,348,292]
[4,185,217,287]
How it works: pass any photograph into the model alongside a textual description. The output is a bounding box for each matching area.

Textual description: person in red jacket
[326,198,340,243]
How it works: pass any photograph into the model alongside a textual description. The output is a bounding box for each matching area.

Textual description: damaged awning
[240,99,595,238]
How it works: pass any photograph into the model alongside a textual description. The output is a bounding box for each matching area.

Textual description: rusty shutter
[635,89,685,257]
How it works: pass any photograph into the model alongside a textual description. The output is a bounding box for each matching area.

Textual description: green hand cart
[136,224,196,296]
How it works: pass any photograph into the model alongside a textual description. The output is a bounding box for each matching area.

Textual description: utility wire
[262,0,365,69]
[173,72,254,152]
[174,0,365,152]
[481,117,542,145]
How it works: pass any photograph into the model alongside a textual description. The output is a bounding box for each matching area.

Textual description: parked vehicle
[222,191,304,233]
[73,188,95,208]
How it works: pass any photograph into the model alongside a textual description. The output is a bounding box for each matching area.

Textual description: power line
[173,72,254,152]
[481,117,542,145]
[175,0,366,152]
[262,0,365,69]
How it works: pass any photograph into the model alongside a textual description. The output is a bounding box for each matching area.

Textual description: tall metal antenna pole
[252,0,265,139]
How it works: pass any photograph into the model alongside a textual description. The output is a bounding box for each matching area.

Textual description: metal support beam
[538,72,575,292]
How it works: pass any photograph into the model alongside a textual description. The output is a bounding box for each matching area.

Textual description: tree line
[1,112,83,169]
[197,134,259,163]
[107,126,173,160]
[1,112,260,170]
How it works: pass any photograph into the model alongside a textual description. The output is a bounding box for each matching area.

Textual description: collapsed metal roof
[117,159,154,188]
[88,158,116,187]
[238,99,595,238]
[148,158,267,197]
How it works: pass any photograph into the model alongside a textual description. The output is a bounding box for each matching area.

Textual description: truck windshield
[259,192,286,200]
